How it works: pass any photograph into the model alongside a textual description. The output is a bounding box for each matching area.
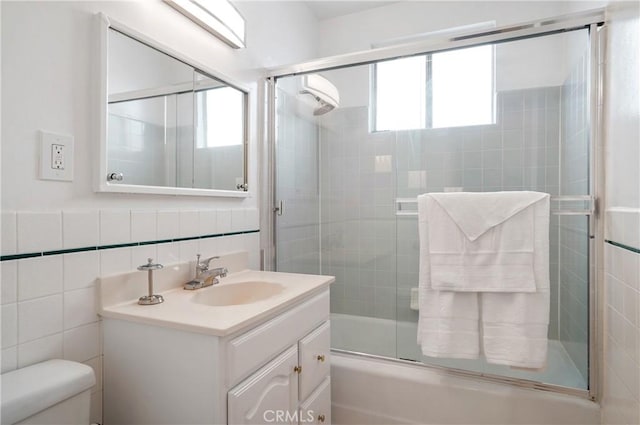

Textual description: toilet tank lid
[1,359,96,425]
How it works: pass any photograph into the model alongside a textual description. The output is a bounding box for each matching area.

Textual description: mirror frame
[96,13,250,197]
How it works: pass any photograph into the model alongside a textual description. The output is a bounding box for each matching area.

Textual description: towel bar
[395,195,595,217]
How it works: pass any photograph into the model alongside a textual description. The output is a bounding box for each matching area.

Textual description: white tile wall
[17,333,64,369]
[217,209,232,233]
[1,260,17,304]
[17,256,63,301]
[100,247,132,276]
[62,211,99,249]
[199,210,217,235]
[179,240,199,262]
[604,243,640,425]
[231,208,247,232]
[131,245,158,269]
[63,322,100,363]
[131,210,157,242]
[602,3,640,423]
[17,211,62,253]
[63,251,100,291]
[606,209,640,249]
[0,206,260,424]
[2,346,17,373]
[1,211,17,255]
[156,242,180,265]
[18,294,63,343]
[157,210,180,240]
[179,210,199,238]
[2,303,18,348]
[99,210,131,245]
[63,286,98,329]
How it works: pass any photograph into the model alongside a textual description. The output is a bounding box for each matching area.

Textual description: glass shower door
[274,80,321,276]
[393,29,591,389]
[273,22,593,393]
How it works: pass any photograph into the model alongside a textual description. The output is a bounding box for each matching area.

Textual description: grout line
[0,229,260,262]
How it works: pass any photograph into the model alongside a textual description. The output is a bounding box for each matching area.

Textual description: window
[196,87,244,148]
[373,45,495,131]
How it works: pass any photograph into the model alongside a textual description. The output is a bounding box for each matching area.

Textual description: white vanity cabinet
[228,321,331,424]
[102,287,331,425]
[228,345,299,424]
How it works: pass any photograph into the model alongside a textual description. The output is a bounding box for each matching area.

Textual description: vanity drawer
[300,377,331,425]
[226,290,329,386]
[299,321,330,402]
[228,345,299,425]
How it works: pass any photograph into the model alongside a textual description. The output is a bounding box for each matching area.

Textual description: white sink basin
[192,281,285,306]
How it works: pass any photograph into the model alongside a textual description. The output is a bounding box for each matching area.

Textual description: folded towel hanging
[426,191,549,292]
[426,191,548,241]
[417,191,551,369]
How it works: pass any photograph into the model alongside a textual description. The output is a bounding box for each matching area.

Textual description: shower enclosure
[268,11,603,398]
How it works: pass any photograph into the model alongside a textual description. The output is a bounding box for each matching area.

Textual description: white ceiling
[303,1,397,20]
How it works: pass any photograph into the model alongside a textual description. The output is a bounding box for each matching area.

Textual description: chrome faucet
[184,254,228,290]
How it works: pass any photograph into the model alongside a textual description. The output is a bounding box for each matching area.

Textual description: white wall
[1,0,318,211]
[318,1,598,56]
[602,2,640,424]
[314,1,601,108]
[0,2,318,423]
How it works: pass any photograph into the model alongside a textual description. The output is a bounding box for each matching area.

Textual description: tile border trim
[605,239,640,255]
[0,229,260,261]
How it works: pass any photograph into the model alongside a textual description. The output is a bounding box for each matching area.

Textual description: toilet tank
[1,359,96,425]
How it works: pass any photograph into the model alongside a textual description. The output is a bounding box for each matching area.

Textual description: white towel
[417,192,551,368]
[482,291,550,368]
[481,195,550,368]
[417,194,479,358]
[426,191,548,292]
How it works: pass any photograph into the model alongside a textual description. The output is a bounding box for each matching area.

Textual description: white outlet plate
[40,131,74,181]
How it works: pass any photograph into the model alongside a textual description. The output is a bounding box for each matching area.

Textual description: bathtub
[330,314,599,424]
[331,353,599,424]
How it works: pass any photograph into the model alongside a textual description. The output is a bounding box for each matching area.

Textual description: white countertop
[99,268,334,337]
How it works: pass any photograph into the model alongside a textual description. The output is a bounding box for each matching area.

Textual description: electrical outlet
[51,144,64,170]
[40,131,74,181]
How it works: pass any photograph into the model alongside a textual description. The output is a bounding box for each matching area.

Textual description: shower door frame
[266,9,606,401]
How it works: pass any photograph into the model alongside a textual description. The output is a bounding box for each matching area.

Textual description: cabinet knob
[293,365,302,374]
[318,414,326,423]
[316,354,325,362]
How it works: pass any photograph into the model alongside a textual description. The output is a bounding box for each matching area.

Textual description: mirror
[99,17,248,197]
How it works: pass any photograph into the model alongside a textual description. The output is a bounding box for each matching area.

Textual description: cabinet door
[228,345,299,424]
[298,321,330,401]
[299,377,331,425]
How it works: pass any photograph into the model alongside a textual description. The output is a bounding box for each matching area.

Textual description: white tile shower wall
[558,48,590,383]
[602,3,640,424]
[0,207,259,424]
[603,244,640,425]
[320,87,562,331]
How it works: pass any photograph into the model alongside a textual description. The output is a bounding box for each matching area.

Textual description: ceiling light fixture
[165,0,245,49]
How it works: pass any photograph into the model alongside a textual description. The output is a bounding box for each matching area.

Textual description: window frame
[370,45,496,132]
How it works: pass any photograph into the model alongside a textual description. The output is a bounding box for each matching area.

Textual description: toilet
[1,359,96,425]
